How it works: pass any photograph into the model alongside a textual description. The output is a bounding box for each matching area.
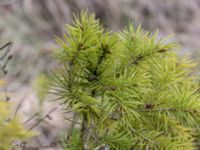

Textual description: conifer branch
[129,48,167,65]
[53,11,200,149]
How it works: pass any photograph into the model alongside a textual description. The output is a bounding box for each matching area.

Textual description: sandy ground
[9,86,70,149]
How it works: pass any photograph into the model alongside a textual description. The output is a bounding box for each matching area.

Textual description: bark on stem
[81,114,89,150]
[81,114,94,150]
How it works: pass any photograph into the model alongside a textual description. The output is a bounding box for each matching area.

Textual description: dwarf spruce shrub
[53,11,200,150]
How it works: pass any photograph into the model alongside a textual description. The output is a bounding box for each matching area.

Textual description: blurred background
[0,0,200,148]
[1,0,200,85]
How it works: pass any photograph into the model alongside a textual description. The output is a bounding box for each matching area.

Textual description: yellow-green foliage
[0,101,35,150]
[53,11,200,150]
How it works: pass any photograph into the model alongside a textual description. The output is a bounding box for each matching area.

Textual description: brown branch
[129,48,167,66]
[137,107,200,113]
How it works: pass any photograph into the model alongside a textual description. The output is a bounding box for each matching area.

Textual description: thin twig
[0,42,13,60]
[23,112,39,125]
[14,94,26,116]
[28,107,57,130]
[63,115,81,125]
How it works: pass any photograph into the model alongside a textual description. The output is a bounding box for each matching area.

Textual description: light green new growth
[0,101,35,150]
[54,10,200,150]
